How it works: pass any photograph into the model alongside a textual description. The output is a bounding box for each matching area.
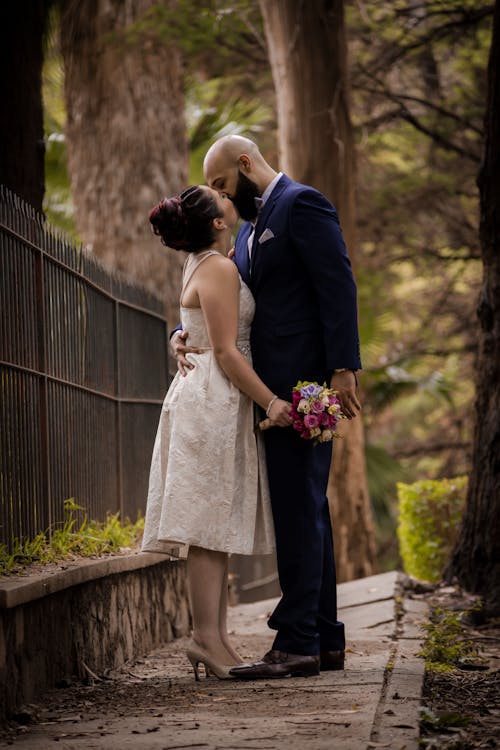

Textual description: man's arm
[291,188,361,418]
[169,323,182,340]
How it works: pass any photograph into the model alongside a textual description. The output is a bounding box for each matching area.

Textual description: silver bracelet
[266,395,278,418]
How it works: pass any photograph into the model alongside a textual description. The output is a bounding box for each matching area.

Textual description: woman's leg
[187,545,236,665]
[219,558,244,663]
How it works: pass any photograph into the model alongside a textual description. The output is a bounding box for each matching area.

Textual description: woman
[140,185,291,680]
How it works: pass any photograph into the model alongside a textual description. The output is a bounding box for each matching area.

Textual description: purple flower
[300,383,322,398]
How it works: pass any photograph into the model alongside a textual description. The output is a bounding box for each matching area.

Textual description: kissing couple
[141,135,362,680]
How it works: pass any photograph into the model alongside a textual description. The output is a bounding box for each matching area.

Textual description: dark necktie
[248,197,264,259]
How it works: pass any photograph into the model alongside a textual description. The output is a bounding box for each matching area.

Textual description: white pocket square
[258,228,275,244]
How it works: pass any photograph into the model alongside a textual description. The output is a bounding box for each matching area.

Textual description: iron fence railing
[0,185,168,551]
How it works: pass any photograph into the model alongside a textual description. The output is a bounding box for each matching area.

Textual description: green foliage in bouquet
[397,476,467,582]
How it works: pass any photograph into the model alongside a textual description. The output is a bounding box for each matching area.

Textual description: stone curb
[368,578,428,750]
[0,551,170,609]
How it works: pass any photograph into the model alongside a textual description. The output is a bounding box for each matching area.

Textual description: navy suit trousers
[263,425,345,655]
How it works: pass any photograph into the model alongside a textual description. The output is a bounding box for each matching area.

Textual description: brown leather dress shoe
[229,650,320,680]
[320,649,345,671]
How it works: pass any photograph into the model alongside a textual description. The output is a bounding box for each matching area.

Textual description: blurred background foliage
[41,0,492,571]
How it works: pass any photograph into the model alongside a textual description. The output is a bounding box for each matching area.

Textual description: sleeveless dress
[140,250,275,557]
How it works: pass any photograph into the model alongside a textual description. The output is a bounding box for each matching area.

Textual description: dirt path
[0,572,427,750]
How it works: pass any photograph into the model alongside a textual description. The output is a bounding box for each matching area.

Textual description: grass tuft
[0,498,144,577]
[419,603,482,672]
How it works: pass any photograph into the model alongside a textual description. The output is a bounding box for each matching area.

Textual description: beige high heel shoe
[186,643,234,680]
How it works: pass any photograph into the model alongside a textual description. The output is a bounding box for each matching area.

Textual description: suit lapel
[250,175,291,277]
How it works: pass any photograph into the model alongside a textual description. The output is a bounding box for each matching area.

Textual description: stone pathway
[0,571,428,750]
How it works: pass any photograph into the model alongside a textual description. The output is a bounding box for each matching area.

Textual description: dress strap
[181,250,221,296]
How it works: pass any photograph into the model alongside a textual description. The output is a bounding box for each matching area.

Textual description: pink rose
[326,414,338,429]
[304,414,320,429]
[311,399,324,414]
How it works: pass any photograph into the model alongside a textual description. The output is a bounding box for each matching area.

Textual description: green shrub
[397,476,467,582]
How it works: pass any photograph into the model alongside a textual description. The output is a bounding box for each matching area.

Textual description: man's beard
[231,171,261,221]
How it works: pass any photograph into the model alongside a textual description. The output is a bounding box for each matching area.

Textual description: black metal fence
[0,186,168,551]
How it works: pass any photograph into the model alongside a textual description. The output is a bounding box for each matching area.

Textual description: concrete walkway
[0,571,428,750]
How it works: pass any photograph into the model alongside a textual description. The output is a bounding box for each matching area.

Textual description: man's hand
[170,330,203,377]
[330,370,361,419]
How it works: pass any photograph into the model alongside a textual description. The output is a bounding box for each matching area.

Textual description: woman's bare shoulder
[198,253,239,281]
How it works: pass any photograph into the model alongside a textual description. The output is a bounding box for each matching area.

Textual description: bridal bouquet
[257,380,344,443]
[290,381,344,443]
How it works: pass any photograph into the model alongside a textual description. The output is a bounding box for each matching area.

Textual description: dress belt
[188,341,251,354]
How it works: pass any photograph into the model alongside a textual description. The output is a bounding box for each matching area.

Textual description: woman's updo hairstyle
[149,185,223,252]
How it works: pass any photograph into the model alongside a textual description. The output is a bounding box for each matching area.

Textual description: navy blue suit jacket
[234,174,361,399]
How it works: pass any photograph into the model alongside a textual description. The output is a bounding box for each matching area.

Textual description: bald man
[173,135,361,679]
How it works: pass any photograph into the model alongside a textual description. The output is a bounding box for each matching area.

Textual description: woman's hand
[268,398,293,427]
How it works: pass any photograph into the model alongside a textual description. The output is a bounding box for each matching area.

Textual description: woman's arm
[196,255,291,426]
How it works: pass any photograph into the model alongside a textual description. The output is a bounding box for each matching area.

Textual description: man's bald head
[203,135,277,217]
[203,135,263,178]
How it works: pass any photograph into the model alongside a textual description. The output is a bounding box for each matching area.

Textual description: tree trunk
[59,0,188,328]
[0,1,47,210]
[446,0,500,615]
[259,0,376,581]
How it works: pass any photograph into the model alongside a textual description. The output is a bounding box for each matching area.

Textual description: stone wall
[0,553,190,724]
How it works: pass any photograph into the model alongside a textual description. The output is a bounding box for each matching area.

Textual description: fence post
[35,245,52,538]
[114,299,124,518]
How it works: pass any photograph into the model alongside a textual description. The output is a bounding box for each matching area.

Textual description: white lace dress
[141,250,275,557]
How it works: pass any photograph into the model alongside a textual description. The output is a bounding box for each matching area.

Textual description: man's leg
[263,426,334,656]
[317,500,345,652]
